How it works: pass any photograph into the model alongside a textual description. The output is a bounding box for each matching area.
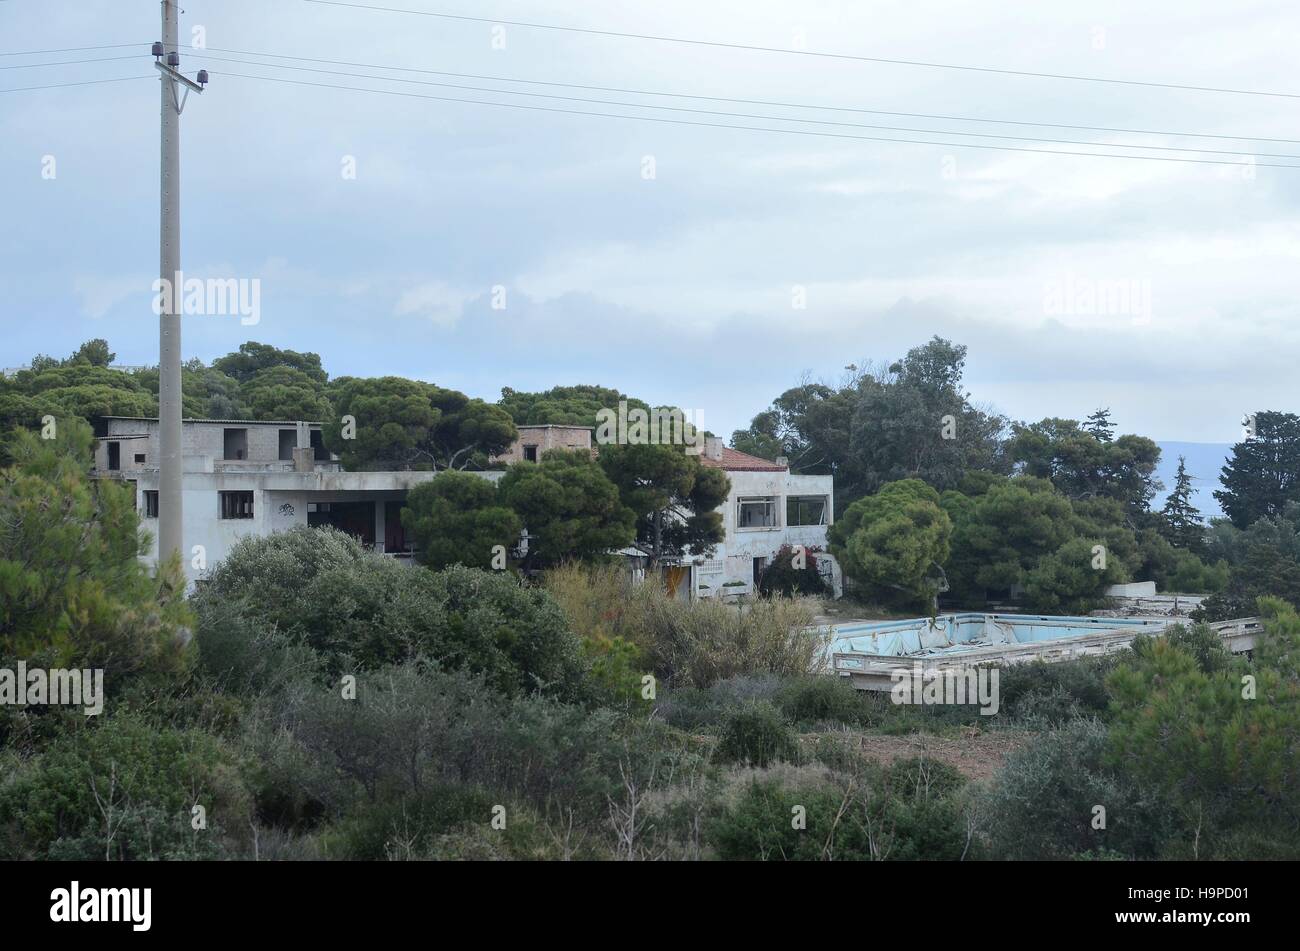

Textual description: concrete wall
[492,425,593,464]
[696,469,839,600]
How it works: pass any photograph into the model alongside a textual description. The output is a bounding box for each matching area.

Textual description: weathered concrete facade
[490,424,593,464]
[693,437,841,600]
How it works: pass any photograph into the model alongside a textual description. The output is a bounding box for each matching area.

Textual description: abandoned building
[92,417,840,595]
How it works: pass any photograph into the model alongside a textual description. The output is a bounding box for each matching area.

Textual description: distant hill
[1155,441,1232,519]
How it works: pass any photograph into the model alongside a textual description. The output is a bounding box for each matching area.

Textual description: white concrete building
[689,437,840,600]
[93,419,838,598]
[91,416,478,582]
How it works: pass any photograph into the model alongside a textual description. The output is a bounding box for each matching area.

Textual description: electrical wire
[208,69,1298,168]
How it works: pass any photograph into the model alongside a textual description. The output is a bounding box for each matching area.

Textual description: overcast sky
[3,0,1298,444]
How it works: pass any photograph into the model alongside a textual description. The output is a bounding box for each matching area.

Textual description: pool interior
[828,613,1170,659]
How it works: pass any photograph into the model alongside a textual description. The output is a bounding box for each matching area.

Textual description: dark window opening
[144,490,159,518]
[523,445,538,462]
[107,442,120,471]
[134,453,146,465]
[223,428,248,461]
[308,500,375,546]
[219,490,254,519]
[279,429,297,461]
[310,429,330,461]
[385,500,411,554]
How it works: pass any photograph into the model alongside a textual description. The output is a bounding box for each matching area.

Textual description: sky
[2,0,1298,448]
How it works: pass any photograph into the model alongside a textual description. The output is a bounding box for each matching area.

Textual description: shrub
[715,702,797,767]
[657,675,784,730]
[544,563,824,689]
[775,675,867,727]
[707,757,969,860]
[198,532,590,701]
[979,718,1172,859]
[0,712,251,860]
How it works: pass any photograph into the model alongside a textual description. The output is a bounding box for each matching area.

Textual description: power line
[200,46,1300,146]
[209,70,1298,168]
[0,55,140,70]
[193,55,1297,159]
[0,75,154,93]
[0,43,146,57]
[302,0,1300,101]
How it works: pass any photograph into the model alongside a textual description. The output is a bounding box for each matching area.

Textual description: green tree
[0,419,189,680]
[1159,455,1205,553]
[829,479,952,611]
[597,443,729,567]
[497,449,634,570]
[402,471,522,571]
[1009,416,1162,516]
[68,338,115,368]
[1022,536,1128,614]
[211,341,328,385]
[324,376,517,471]
[1082,407,1116,442]
[732,338,1008,509]
[1215,411,1300,529]
[498,384,650,429]
[1106,603,1300,858]
[241,366,332,421]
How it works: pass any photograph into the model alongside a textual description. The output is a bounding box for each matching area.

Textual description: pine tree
[1214,411,1300,529]
[1160,455,1205,553]
[1082,407,1116,443]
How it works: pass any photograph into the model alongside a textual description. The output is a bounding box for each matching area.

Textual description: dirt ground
[816,728,1032,783]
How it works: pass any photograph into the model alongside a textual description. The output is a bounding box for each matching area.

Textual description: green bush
[198,530,590,701]
[714,702,797,767]
[0,712,250,860]
[775,675,867,727]
[979,718,1172,859]
[708,758,969,860]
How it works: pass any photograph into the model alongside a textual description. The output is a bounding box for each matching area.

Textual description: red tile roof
[699,447,788,472]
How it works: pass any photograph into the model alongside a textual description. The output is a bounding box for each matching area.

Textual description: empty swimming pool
[828,613,1170,659]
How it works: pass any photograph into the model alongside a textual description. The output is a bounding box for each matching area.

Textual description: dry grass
[543,562,825,688]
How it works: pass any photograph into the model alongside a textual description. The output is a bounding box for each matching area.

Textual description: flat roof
[102,416,323,426]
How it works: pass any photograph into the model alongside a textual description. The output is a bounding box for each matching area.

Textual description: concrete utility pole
[154,1,206,567]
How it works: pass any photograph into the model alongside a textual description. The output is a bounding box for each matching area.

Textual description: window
[223,428,248,461]
[144,490,159,518]
[107,442,120,471]
[737,497,778,528]
[787,496,828,526]
[279,429,297,461]
[134,453,146,465]
[219,490,254,519]
[523,445,538,462]
[310,429,331,461]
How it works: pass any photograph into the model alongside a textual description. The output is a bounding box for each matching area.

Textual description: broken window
[523,445,538,462]
[219,490,254,519]
[279,429,297,461]
[223,428,248,461]
[144,490,159,518]
[787,495,828,526]
[107,442,120,471]
[737,497,778,528]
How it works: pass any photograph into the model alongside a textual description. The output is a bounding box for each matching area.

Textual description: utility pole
[154,1,207,569]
